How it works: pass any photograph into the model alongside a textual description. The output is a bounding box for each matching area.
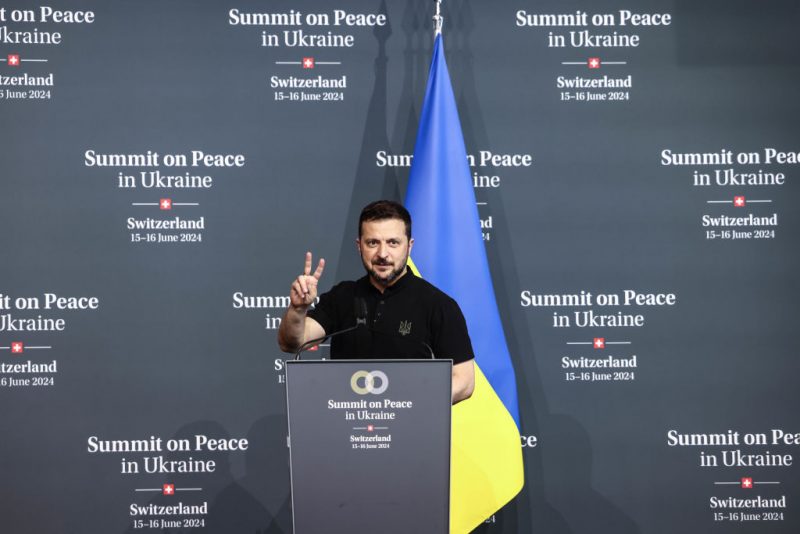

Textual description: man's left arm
[431,296,475,404]
[451,359,475,404]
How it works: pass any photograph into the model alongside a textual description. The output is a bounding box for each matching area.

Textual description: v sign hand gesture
[290,252,325,310]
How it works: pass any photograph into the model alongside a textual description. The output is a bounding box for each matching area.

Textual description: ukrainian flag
[405,34,524,533]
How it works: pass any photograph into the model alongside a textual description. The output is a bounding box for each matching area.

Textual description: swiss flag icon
[163,483,175,495]
[8,54,20,67]
[11,342,24,354]
[593,338,605,349]
[741,477,753,489]
[302,57,315,69]
[588,57,601,69]
[160,198,172,210]
[367,425,374,432]
[734,196,746,207]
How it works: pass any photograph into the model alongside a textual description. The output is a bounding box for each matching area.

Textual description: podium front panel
[285,359,451,534]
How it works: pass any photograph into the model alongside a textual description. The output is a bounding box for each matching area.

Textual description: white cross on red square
[734,196,745,207]
[11,342,24,354]
[160,198,172,210]
[163,483,175,495]
[588,57,601,69]
[303,57,315,69]
[741,477,753,489]
[367,425,374,432]
[8,54,20,67]
[593,338,605,349]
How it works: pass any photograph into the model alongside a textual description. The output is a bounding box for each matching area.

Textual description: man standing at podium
[278,200,475,404]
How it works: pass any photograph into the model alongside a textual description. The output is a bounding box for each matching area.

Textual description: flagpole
[433,0,443,36]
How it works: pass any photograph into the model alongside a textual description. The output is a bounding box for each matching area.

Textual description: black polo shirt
[307,271,474,363]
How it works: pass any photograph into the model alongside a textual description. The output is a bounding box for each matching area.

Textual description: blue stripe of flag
[405,34,520,426]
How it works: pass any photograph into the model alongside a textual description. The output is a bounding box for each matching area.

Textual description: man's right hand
[290,252,325,310]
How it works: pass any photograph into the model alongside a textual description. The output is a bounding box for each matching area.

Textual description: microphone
[402,336,435,359]
[355,298,368,327]
[422,340,435,360]
[294,298,368,360]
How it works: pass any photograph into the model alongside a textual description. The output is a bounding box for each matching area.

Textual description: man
[278,200,475,404]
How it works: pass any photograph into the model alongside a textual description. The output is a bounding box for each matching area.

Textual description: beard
[363,254,408,286]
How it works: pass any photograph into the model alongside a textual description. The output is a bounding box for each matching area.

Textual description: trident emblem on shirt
[398,320,412,336]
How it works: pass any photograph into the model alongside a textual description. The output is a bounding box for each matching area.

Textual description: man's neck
[369,267,408,293]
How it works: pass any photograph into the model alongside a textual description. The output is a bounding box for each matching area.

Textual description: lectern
[285,359,452,534]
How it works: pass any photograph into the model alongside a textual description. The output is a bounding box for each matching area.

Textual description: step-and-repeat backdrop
[1,1,798,532]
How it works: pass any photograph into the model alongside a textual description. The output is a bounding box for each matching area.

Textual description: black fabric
[307,272,474,363]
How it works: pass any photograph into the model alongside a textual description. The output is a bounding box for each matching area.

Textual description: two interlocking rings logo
[350,370,388,395]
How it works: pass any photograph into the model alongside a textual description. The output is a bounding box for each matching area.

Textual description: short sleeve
[307,288,338,335]
[430,297,475,364]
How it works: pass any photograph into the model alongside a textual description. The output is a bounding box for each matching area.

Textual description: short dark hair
[359,200,412,240]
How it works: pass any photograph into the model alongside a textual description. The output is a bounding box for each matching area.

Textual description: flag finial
[433,0,443,36]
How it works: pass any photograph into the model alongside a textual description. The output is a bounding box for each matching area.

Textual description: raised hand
[290,251,325,310]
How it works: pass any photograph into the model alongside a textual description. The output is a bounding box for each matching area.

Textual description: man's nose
[377,243,389,257]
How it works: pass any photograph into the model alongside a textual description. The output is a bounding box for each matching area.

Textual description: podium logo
[350,370,388,395]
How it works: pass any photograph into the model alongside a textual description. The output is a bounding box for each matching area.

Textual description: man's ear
[408,237,414,253]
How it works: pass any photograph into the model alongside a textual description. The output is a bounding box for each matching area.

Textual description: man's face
[357,218,413,288]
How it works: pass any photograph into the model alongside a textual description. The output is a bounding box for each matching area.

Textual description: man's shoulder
[328,279,359,292]
[319,277,365,299]
[408,274,459,306]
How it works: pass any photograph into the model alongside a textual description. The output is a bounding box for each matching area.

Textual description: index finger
[313,258,325,280]
[303,251,312,276]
